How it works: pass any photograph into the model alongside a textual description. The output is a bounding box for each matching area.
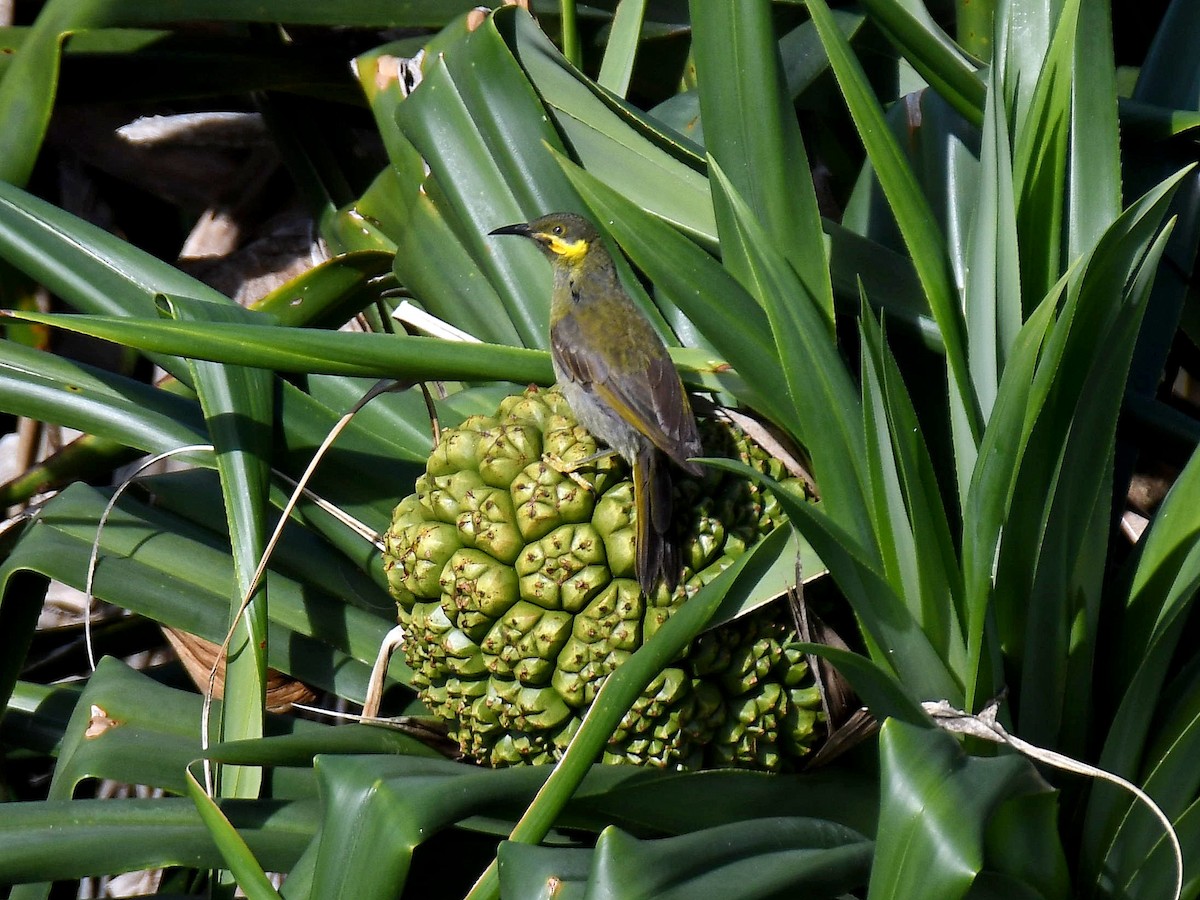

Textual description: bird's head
[489,212,601,268]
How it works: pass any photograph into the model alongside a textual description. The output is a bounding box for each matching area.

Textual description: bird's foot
[541,448,617,492]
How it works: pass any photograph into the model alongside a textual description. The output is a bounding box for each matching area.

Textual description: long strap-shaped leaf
[692,0,835,328]
[463,527,794,900]
[806,0,982,454]
[708,160,876,555]
[961,167,1191,710]
[855,0,985,125]
[860,311,966,673]
[163,296,272,802]
[717,459,961,703]
[0,310,553,385]
[1010,0,1082,309]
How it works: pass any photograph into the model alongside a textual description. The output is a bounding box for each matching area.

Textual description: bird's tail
[634,448,679,594]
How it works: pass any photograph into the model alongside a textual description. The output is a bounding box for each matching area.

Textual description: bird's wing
[551,310,610,386]
[552,313,702,470]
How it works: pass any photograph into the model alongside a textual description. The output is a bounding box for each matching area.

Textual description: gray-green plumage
[490,212,702,592]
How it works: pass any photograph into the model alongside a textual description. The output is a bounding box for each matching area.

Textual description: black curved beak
[489,222,532,237]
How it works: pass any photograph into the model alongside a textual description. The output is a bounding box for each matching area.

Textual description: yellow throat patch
[544,234,589,264]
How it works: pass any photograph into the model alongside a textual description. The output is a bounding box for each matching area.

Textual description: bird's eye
[552,225,563,235]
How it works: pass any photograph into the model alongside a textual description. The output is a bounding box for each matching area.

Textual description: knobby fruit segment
[384,387,823,769]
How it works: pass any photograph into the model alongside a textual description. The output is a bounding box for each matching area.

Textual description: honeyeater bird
[490,212,703,594]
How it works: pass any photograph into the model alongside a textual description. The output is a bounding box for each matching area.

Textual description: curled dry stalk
[80,382,442,794]
[924,699,1184,900]
[185,305,492,740]
[194,378,417,793]
[84,444,216,672]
